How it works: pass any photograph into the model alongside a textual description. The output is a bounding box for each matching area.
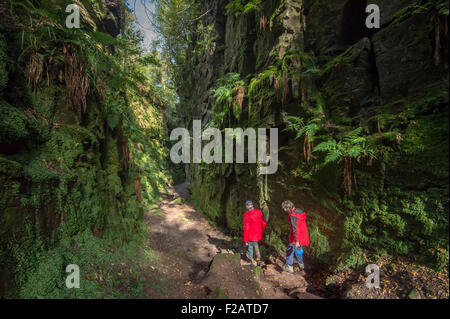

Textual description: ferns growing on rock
[314,128,377,195]
[211,73,246,124]
[285,116,321,163]
[225,0,261,16]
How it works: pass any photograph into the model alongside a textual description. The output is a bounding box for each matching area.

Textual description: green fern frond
[314,140,337,153]
[324,150,342,164]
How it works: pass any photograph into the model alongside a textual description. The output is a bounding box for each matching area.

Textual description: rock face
[372,14,448,104]
[179,0,449,271]
[0,1,155,297]
[100,0,123,37]
[319,37,379,118]
[304,0,350,64]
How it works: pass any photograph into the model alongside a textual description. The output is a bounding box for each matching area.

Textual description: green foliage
[430,248,449,272]
[0,100,32,144]
[285,116,321,143]
[314,128,376,166]
[248,50,318,115]
[0,0,173,298]
[438,1,449,15]
[194,22,218,57]
[211,73,246,123]
[151,0,201,79]
[391,0,449,26]
[336,250,367,272]
[225,0,261,16]
[247,66,278,118]
[264,231,285,255]
[13,230,161,299]
[1,0,160,112]
[269,0,288,22]
[308,226,331,261]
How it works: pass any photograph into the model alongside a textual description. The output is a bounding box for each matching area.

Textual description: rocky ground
[334,257,449,299]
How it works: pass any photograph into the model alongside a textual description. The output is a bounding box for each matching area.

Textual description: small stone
[408,289,421,299]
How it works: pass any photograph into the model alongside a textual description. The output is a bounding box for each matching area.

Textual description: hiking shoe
[297,262,305,271]
[246,254,257,265]
[283,264,294,273]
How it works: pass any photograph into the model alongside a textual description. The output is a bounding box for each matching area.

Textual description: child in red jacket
[281,200,310,273]
[243,201,267,265]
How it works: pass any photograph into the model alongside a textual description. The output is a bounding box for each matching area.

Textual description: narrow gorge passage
[0,0,448,302]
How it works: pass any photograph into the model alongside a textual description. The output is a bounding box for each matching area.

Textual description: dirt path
[143,183,321,299]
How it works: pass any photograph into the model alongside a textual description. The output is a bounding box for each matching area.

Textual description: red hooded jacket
[289,208,310,246]
[243,208,267,244]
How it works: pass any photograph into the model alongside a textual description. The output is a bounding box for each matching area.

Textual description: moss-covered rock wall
[0,0,168,297]
[178,0,449,271]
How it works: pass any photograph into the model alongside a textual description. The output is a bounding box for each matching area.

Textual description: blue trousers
[286,243,303,265]
[247,241,259,259]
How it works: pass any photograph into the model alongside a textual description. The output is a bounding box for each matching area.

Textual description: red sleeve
[243,213,249,244]
[261,211,267,230]
[298,214,310,245]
